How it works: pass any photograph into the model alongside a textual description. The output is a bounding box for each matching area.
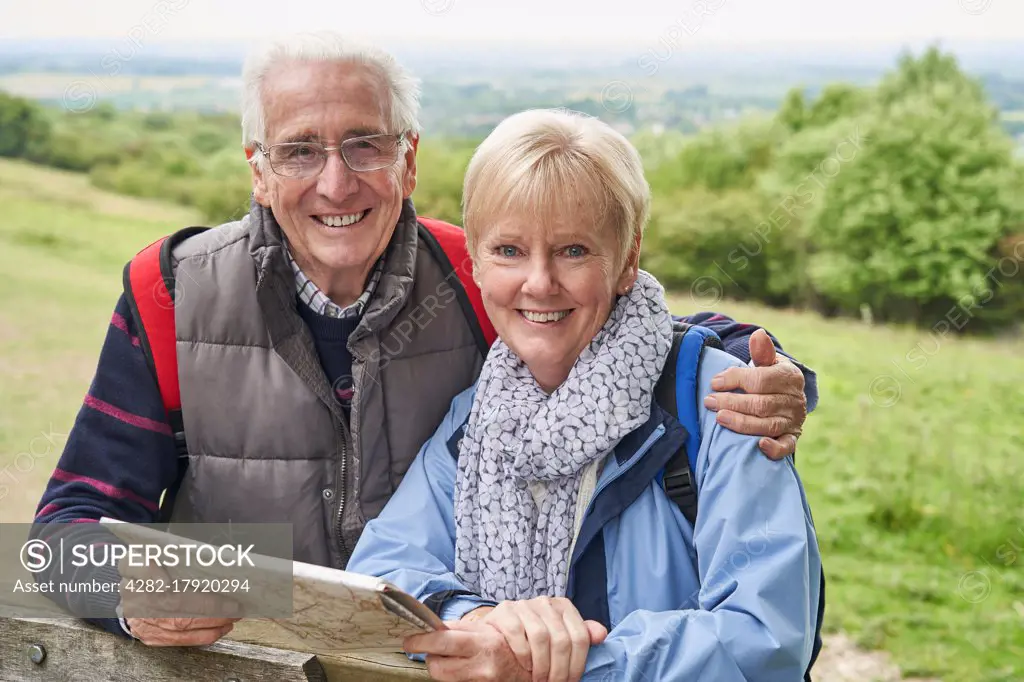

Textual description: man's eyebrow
[344,127,387,138]
[276,128,387,144]
[277,131,323,144]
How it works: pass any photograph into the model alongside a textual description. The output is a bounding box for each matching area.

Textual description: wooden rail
[1,617,431,681]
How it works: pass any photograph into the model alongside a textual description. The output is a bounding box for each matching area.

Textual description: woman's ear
[616,267,638,296]
[616,231,642,294]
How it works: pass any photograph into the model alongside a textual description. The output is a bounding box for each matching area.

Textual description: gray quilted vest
[164,199,484,568]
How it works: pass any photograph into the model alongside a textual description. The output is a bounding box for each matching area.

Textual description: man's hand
[404,619,531,682]
[125,616,240,647]
[119,559,241,647]
[704,328,807,460]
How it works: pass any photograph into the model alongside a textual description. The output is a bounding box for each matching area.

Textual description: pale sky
[1,0,1023,45]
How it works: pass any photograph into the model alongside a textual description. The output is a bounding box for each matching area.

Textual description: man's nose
[316,150,359,200]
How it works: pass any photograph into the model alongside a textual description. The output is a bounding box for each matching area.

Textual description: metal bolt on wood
[28,643,46,664]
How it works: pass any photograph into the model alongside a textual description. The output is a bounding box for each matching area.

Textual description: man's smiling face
[250,59,417,299]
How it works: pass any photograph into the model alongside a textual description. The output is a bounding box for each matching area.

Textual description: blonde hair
[462,109,650,266]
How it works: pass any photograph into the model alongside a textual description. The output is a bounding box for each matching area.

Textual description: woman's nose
[522,258,559,297]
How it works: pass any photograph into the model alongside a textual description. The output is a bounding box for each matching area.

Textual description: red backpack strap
[122,226,206,521]
[123,237,179,415]
[417,217,497,356]
[121,227,208,415]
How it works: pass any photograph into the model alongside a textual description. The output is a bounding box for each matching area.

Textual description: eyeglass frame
[251,132,411,178]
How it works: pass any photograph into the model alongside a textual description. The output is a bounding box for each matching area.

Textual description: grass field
[0,157,1022,680]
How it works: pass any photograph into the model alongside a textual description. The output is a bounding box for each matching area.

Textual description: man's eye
[564,245,587,258]
[289,145,318,159]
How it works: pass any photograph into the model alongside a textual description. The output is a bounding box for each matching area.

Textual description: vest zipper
[335,418,351,567]
[334,352,362,569]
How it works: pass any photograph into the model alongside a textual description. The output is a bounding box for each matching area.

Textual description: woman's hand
[404,618,531,682]
[476,597,608,682]
[405,597,607,682]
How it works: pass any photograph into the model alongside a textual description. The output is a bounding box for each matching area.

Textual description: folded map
[99,518,446,655]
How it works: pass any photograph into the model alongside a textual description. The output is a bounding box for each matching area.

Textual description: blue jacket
[348,346,823,681]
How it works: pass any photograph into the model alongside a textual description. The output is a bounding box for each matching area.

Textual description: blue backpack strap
[655,322,723,526]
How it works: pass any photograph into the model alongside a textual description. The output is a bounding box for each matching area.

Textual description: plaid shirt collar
[284,242,384,319]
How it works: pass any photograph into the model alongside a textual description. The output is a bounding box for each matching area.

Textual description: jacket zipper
[583,424,666,520]
[567,424,667,573]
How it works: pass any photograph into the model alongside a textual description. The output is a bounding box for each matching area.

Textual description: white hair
[240,31,422,149]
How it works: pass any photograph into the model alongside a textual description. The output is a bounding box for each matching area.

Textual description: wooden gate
[1,617,431,681]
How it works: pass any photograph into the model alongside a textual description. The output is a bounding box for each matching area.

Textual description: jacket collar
[612,400,684,467]
[351,198,418,345]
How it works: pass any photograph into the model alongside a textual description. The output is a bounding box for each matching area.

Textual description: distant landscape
[2,40,1021,332]
[1,37,1023,681]
[3,38,1024,138]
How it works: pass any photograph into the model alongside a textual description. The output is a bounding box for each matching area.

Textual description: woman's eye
[564,245,588,258]
[496,245,520,258]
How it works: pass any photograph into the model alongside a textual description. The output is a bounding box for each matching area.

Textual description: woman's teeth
[521,310,570,323]
[316,211,367,227]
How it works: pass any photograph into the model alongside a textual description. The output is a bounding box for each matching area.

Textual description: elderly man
[33,32,817,647]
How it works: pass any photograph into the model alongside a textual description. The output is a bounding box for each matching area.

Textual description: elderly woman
[347,109,823,682]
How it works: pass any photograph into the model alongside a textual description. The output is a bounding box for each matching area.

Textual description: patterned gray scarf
[453,270,674,601]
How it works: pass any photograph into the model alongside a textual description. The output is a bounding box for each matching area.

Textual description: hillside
[0,158,1021,680]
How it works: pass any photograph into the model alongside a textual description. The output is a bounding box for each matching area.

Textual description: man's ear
[402,133,419,198]
[248,149,271,207]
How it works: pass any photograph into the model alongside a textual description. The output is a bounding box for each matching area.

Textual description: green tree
[805,83,871,128]
[0,91,52,161]
[411,138,478,225]
[776,88,807,132]
[877,45,985,107]
[651,117,782,194]
[642,187,778,304]
[805,50,1023,327]
[756,116,870,308]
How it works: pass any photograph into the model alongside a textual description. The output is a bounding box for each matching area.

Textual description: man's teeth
[521,310,570,323]
[317,211,367,227]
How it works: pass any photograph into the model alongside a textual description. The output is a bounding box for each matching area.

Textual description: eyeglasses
[253,133,408,178]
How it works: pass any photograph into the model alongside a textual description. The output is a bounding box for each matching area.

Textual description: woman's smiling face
[474,213,638,393]
[461,108,652,392]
